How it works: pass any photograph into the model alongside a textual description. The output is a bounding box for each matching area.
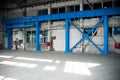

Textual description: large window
[109,27,112,37]
[93,3,102,9]
[75,5,80,11]
[38,9,48,15]
[26,31,36,43]
[84,4,92,10]
[26,30,48,43]
[114,0,120,7]
[52,8,58,14]
[40,30,48,43]
[67,6,74,12]
[113,27,120,35]
[109,27,120,37]
[59,7,65,13]
[103,1,112,8]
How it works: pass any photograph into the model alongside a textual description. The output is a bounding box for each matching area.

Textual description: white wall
[52,27,120,54]
[52,29,65,51]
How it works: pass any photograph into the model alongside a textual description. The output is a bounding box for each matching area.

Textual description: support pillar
[7,28,12,50]
[23,28,26,50]
[103,16,109,54]
[47,3,52,51]
[65,18,70,53]
[80,0,84,53]
[36,21,40,52]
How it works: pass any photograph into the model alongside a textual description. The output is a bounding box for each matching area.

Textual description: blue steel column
[65,18,70,53]
[103,16,109,54]
[7,28,12,50]
[36,21,40,52]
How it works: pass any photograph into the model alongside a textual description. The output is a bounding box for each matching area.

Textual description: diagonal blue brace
[87,36,103,53]
[70,38,84,52]
[68,18,105,54]
[87,17,104,35]
[69,19,84,35]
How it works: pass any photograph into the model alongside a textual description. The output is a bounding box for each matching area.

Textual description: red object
[46,42,50,46]
[114,42,120,49]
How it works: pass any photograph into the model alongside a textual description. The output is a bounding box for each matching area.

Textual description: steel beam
[87,36,103,53]
[2,7,120,55]
[70,38,84,52]
[65,18,70,53]
[69,19,84,34]
[103,16,109,55]
[6,24,35,29]
[87,17,104,35]
[7,28,12,50]
[68,18,104,54]
[3,7,120,25]
[36,21,40,52]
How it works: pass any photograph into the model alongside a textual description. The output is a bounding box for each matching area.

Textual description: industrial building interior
[0,0,120,80]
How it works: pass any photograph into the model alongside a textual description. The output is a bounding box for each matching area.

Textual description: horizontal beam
[3,7,120,25]
[6,24,35,28]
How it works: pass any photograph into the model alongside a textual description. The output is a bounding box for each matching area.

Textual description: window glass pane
[44,30,48,36]
[84,4,91,10]
[109,27,112,37]
[75,5,80,11]
[103,1,112,8]
[114,0,120,7]
[114,28,120,35]
[32,31,36,43]
[40,30,48,43]
[67,6,74,12]
[93,3,102,9]
[38,9,48,15]
[59,7,65,13]
[26,31,36,43]
[44,36,48,43]
[26,31,31,43]
[52,8,58,14]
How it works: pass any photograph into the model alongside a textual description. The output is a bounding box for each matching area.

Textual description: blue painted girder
[3,7,120,54]
[6,24,35,28]
[36,21,40,52]
[7,28,12,50]
[68,17,104,54]
[3,7,120,25]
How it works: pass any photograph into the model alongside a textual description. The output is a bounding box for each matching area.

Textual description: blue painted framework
[2,7,120,54]
[36,21,40,52]
[68,17,104,53]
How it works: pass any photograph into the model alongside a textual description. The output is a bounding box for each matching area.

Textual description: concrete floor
[0,50,120,80]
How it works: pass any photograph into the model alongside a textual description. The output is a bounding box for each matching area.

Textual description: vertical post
[48,3,52,51]
[80,0,84,53]
[36,21,40,52]
[7,28,12,50]
[103,16,109,55]
[102,1,103,8]
[65,18,70,53]
[23,28,26,50]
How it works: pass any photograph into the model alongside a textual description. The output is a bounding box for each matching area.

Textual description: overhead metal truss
[3,7,120,55]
